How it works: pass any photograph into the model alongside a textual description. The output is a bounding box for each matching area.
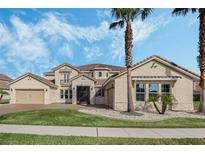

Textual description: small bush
[148,94,177,114]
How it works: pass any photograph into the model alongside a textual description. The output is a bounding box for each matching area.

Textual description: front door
[77,86,90,104]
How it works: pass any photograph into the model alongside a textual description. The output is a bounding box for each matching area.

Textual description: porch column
[158,83,161,95]
[145,83,149,101]
[72,85,77,104]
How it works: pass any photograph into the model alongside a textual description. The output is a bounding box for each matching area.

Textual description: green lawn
[0,99,9,104]
[1,109,205,128]
[0,133,205,145]
[194,101,200,111]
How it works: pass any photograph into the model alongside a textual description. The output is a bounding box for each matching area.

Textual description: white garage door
[16,89,44,104]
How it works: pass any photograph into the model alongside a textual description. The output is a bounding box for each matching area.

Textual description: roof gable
[9,73,57,88]
[52,63,80,72]
[104,55,199,86]
[69,74,96,82]
[76,64,125,72]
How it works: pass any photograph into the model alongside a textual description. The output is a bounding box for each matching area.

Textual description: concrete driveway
[0,104,100,116]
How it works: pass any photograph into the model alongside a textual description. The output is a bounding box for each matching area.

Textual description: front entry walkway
[1,124,205,138]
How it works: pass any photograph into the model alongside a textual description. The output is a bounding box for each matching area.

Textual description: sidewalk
[1,124,205,138]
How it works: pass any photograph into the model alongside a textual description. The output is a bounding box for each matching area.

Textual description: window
[106,72,109,77]
[161,84,170,94]
[64,74,69,82]
[136,84,145,101]
[95,88,104,97]
[60,90,64,99]
[91,72,94,77]
[149,83,158,97]
[65,90,68,99]
[69,90,72,99]
[99,72,102,77]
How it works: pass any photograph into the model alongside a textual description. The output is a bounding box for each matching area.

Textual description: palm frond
[141,8,153,21]
[172,8,198,16]
[109,20,124,29]
[111,8,123,20]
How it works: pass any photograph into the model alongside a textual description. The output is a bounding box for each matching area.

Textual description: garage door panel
[16,89,44,104]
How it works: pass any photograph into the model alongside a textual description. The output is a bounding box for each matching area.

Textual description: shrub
[148,94,177,114]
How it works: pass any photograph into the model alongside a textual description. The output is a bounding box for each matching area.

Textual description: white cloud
[0,59,6,70]
[0,11,172,77]
[96,9,111,19]
[83,46,103,61]
[59,45,74,59]
[109,15,172,61]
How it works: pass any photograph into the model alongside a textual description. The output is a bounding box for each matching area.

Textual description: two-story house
[9,55,199,111]
[9,63,125,105]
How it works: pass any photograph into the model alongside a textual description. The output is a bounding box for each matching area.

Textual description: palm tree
[109,8,152,112]
[172,9,205,113]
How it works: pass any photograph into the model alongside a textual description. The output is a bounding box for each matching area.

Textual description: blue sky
[0,8,199,78]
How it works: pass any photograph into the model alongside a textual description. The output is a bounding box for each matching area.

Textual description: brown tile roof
[10,73,57,88]
[76,64,126,72]
[0,74,12,90]
[95,79,107,85]
[44,72,55,76]
[131,76,182,79]
[0,74,12,81]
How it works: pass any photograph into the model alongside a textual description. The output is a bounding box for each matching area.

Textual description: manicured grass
[194,101,200,111]
[0,109,205,128]
[0,99,9,104]
[0,133,205,145]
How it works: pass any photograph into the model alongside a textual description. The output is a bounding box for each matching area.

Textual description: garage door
[16,89,44,104]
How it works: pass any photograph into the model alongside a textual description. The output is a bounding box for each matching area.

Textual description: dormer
[50,63,80,86]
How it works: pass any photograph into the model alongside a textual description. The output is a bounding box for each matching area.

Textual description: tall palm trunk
[125,20,135,112]
[198,9,205,113]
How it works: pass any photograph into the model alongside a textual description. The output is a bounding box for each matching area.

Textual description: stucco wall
[104,81,115,108]
[113,60,194,111]
[54,66,79,103]
[93,70,109,79]
[9,76,53,104]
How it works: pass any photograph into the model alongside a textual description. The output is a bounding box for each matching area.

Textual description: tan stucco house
[9,55,199,111]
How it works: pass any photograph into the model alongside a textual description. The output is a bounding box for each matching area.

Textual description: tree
[172,8,205,113]
[148,94,177,114]
[109,8,152,112]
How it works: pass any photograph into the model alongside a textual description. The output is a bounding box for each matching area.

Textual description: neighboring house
[9,55,199,111]
[0,74,13,100]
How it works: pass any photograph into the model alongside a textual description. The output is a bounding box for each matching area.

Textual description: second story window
[99,72,102,77]
[64,73,69,83]
[106,72,109,77]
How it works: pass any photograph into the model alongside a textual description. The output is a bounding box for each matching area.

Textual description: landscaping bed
[79,107,205,121]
